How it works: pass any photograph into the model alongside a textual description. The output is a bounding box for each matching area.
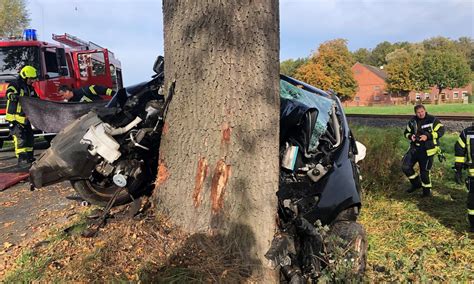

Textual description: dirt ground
[0,146,90,278]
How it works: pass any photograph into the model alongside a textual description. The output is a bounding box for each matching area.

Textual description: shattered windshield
[0,46,40,78]
[280,79,335,151]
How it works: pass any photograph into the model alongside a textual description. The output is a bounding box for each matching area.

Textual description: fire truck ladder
[52,33,114,56]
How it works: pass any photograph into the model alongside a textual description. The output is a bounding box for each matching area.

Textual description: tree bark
[155,0,279,280]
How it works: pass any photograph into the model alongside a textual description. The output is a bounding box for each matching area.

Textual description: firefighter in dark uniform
[454,124,474,232]
[5,65,39,165]
[58,85,114,102]
[402,104,445,197]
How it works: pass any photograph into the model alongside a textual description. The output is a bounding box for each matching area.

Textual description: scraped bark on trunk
[154,0,280,280]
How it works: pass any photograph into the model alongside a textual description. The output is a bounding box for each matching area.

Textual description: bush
[352,126,405,193]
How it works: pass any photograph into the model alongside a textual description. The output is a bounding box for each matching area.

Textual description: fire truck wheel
[71,180,132,207]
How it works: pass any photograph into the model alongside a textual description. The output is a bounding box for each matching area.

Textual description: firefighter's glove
[454,170,463,185]
[7,93,19,102]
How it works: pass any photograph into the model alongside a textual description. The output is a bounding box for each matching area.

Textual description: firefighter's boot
[406,176,422,193]
[422,187,432,197]
[17,153,32,169]
[26,151,35,163]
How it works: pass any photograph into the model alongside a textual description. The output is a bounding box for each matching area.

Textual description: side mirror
[153,56,164,74]
[354,141,366,163]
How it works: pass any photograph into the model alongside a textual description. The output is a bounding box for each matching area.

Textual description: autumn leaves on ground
[1,126,473,282]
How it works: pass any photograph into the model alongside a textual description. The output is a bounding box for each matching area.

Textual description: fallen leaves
[0,201,17,207]
[3,222,15,228]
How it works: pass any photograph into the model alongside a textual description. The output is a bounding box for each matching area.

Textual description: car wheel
[71,180,133,207]
[327,221,367,275]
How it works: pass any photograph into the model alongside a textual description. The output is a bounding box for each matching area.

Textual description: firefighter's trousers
[467,168,474,229]
[9,122,34,162]
[402,147,433,189]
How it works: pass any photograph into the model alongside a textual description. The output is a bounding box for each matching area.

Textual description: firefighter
[402,104,445,197]
[58,85,115,102]
[454,123,474,232]
[5,65,39,166]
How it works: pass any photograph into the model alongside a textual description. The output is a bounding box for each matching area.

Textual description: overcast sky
[28,0,473,85]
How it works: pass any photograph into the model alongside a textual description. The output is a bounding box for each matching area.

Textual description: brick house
[348,63,391,106]
[408,85,472,104]
[347,62,472,106]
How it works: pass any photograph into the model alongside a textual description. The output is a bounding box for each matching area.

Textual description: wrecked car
[266,75,367,281]
[27,57,367,280]
[28,56,167,206]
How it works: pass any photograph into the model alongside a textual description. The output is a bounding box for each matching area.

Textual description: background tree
[368,41,394,67]
[385,45,426,96]
[352,48,371,64]
[280,57,307,77]
[295,39,358,101]
[155,0,279,281]
[454,37,474,71]
[0,0,30,37]
[422,36,456,52]
[421,50,471,103]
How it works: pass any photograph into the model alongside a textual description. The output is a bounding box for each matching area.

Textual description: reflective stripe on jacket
[455,126,474,167]
[403,113,445,156]
[71,85,114,102]
[5,78,38,124]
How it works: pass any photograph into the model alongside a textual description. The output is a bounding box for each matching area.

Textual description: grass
[345,103,474,116]
[352,125,474,281]
[3,126,473,282]
[2,212,89,282]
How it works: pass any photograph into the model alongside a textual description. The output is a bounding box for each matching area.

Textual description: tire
[71,180,133,207]
[44,135,55,144]
[327,221,367,275]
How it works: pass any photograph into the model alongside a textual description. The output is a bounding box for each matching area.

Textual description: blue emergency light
[23,29,37,41]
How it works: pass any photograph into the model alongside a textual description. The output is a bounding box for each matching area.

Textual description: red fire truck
[0,32,123,148]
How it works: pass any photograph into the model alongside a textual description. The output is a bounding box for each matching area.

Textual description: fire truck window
[78,54,89,78]
[110,65,118,89]
[0,46,40,77]
[44,50,59,78]
[91,53,105,76]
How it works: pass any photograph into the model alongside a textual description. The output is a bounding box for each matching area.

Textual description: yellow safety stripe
[5,113,26,124]
[13,136,19,157]
[455,156,466,163]
[468,209,474,216]
[457,137,466,148]
[433,123,443,131]
[406,125,411,132]
[408,174,418,180]
[80,96,93,103]
[89,85,97,95]
[422,181,432,188]
[468,137,472,164]
[427,148,438,156]
[468,168,474,176]
[106,88,113,96]
[432,132,438,139]
[405,132,411,139]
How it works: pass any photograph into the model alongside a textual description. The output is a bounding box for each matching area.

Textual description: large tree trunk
[155,0,280,280]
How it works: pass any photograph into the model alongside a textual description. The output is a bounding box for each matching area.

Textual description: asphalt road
[0,140,84,277]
